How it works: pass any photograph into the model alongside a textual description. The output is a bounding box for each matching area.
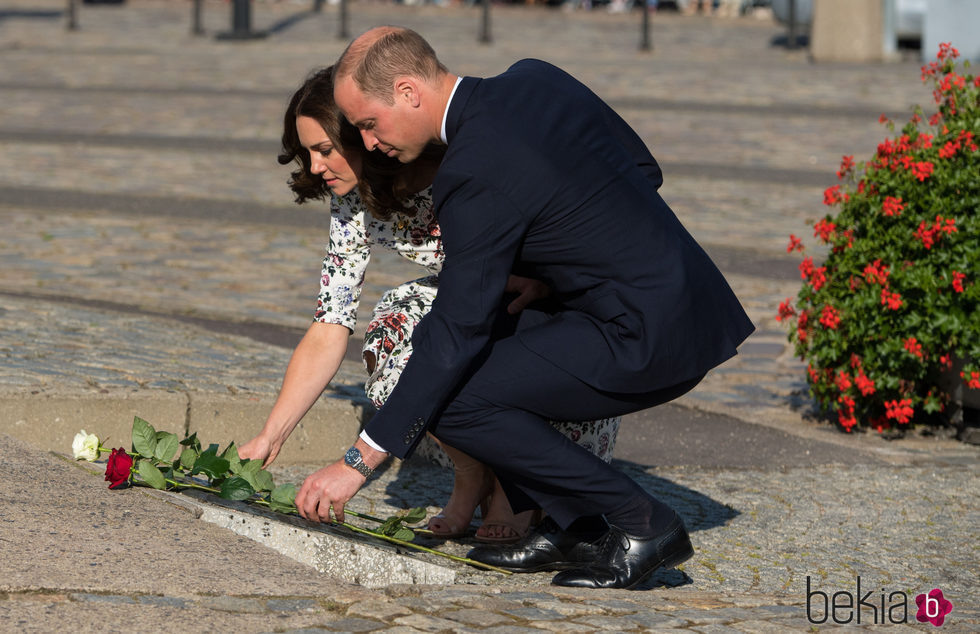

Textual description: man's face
[335,75,428,164]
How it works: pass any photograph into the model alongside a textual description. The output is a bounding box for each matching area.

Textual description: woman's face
[296,115,361,196]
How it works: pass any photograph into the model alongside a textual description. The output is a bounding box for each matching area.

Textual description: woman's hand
[505,275,551,314]
[238,434,281,468]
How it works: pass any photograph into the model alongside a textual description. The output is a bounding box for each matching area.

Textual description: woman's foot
[428,442,493,539]
[475,478,543,543]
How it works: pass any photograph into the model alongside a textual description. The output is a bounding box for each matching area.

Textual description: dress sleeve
[313,193,371,331]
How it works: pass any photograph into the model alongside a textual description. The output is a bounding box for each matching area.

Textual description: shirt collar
[440,76,463,144]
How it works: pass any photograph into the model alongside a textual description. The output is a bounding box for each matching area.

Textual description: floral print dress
[315,187,620,467]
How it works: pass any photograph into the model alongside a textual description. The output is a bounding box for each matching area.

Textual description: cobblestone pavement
[1,0,978,631]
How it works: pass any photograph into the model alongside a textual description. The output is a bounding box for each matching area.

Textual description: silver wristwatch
[344,446,374,478]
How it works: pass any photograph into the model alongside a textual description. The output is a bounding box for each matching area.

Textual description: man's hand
[295,461,365,524]
[505,275,551,314]
[294,440,388,523]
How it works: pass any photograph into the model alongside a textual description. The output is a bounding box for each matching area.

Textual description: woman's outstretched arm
[239,321,350,466]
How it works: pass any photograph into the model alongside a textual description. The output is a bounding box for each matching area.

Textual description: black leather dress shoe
[551,514,694,589]
[466,517,603,572]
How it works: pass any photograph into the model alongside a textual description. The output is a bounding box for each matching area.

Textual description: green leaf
[378,517,401,536]
[221,443,241,470]
[268,483,298,514]
[254,469,275,493]
[154,432,180,463]
[236,458,262,476]
[138,459,167,490]
[402,507,427,524]
[179,447,198,471]
[218,476,255,501]
[132,417,157,459]
[191,452,230,480]
[392,528,415,542]
[179,432,201,452]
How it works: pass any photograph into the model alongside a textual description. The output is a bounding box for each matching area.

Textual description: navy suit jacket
[364,59,754,458]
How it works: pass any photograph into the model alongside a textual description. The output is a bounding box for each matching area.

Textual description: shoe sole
[494,560,585,573]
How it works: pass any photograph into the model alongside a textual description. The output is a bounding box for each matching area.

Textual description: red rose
[105,447,134,489]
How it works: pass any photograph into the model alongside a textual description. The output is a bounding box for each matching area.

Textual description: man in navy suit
[294,25,755,589]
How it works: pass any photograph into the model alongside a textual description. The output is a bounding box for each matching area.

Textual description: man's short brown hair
[335,26,447,104]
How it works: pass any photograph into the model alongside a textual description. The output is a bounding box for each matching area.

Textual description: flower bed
[779,43,979,434]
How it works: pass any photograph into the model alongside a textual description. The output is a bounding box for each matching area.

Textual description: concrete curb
[0,387,372,465]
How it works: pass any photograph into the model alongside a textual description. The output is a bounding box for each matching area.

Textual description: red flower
[820,305,841,330]
[837,155,855,179]
[962,371,980,390]
[938,42,959,60]
[938,140,959,159]
[799,256,814,281]
[916,215,956,249]
[863,259,890,285]
[878,114,890,124]
[881,288,903,310]
[938,216,957,235]
[959,129,978,152]
[823,185,848,206]
[952,270,966,293]
[797,311,810,343]
[837,395,857,431]
[807,365,827,388]
[834,370,852,391]
[884,398,914,424]
[881,196,904,217]
[910,161,934,181]
[810,266,827,291]
[104,448,134,489]
[915,221,938,249]
[813,218,836,242]
[855,372,876,396]
[939,354,953,370]
[786,234,803,253]
[776,298,796,322]
[904,337,924,359]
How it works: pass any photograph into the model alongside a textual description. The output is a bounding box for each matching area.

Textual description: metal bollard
[639,2,652,52]
[786,0,797,49]
[67,0,78,31]
[338,0,349,39]
[478,0,491,44]
[216,0,266,40]
[192,0,204,35]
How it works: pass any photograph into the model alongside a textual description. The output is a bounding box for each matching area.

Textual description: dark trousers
[429,328,703,529]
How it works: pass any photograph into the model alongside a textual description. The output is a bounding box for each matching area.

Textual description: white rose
[72,430,100,461]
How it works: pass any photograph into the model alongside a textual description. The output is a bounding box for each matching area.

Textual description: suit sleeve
[362,169,527,458]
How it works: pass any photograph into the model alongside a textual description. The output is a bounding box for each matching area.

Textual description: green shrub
[779,43,979,433]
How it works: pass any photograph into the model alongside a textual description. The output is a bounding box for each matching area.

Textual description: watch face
[345,447,360,465]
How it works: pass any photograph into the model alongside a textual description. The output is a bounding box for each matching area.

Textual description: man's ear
[394,77,421,108]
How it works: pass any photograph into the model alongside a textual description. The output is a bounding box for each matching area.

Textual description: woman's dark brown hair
[278,66,444,220]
